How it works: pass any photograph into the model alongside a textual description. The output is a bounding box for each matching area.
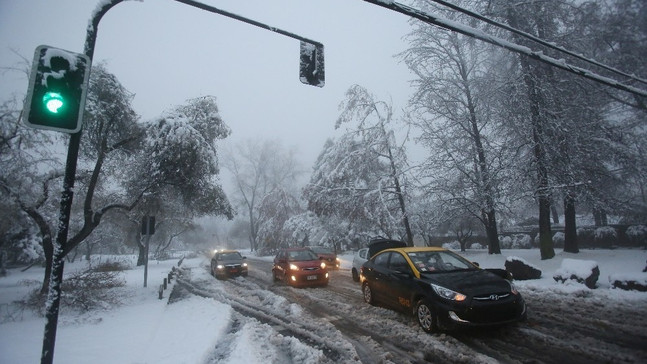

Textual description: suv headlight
[431,284,467,301]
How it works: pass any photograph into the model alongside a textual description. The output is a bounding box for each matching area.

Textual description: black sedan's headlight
[431,283,467,302]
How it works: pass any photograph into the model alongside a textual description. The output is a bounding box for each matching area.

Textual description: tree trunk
[456,40,502,255]
[386,141,414,246]
[248,206,257,252]
[593,208,608,226]
[522,58,554,260]
[551,204,560,224]
[506,0,555,260]
[483,209,502,254]
[85,241,92,261]
[22,208,53,295]
[563,192,579,253]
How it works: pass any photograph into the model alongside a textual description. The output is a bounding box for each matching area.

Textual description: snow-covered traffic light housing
[299,41,325,87]
[23,45,91,133]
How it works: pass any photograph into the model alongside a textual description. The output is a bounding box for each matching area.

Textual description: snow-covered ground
[1,248,646,363]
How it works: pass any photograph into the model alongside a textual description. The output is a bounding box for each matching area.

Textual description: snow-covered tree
[0,96,62,292]
[305,85,414,244]
[402,1,511,254]
[223,139,302,252]
[125,95,234,263]
[255,188,303,254]
[487,0,646,256]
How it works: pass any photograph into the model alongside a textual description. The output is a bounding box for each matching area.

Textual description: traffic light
[23,45,91,133]
[299,41,325,87]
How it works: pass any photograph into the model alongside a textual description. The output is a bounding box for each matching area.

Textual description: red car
[272,248,329,287]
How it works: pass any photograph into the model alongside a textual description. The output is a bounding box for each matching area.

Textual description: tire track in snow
[174,265,361,363]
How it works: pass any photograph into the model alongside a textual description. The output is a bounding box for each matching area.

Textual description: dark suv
[211,250,248,279]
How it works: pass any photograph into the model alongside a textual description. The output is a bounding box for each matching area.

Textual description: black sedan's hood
[421,269,512,296]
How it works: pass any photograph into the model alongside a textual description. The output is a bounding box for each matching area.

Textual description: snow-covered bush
[511,234,532,249]
[594,226,617,248]
[552,232,565,248]
[21,269,126,315]
[470,242,485,249]
[15,236,44,264]
[442,241,461,250]
[500,236,512,249]
[626,225,647,247]
[577,227,595,247]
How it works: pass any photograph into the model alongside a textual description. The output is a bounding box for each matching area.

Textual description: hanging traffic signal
[299,41,325,87]
[23,45,91,133]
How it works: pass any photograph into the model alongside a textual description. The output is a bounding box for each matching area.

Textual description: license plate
[307,275,317,280]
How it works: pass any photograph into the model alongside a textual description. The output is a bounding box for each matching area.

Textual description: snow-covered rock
[609,273,647,292]
[505,256,542,280]
[553,258,600,289]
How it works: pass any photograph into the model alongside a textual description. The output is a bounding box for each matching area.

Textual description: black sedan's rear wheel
[415,300,437,333]
[362,282,374,305]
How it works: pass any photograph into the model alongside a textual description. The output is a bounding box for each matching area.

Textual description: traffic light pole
[40,1,122,361]
[39,1,324,363]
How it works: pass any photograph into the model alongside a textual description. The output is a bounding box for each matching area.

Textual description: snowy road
[175,256,647,364]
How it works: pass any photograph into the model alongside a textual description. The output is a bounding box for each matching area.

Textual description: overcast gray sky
[0,0,416,168]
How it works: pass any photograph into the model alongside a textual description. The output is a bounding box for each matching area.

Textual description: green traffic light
[43,92,64,114]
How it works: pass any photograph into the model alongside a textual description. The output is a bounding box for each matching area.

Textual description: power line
[361,0,647,98]
[426,0,647,86]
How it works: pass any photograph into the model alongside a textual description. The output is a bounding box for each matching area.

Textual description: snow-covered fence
[158,259,183,300]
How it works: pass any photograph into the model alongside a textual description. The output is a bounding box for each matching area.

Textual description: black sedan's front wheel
[415,300,437,333]
[362,282,375,305]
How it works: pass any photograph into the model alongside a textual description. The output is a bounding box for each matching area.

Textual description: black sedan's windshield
[407,251,475,273]
[217,252,242,261]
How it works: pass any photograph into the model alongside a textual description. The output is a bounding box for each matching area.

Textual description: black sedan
[211,250,248,279]
[360,247,526,332]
